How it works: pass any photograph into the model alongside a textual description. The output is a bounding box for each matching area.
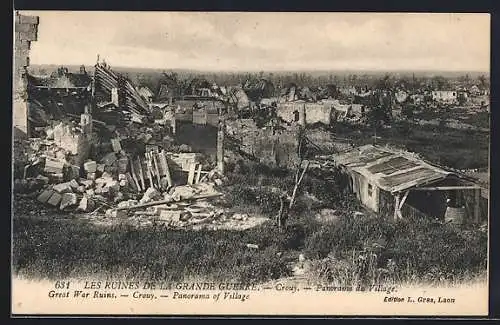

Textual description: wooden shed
[328,145,487,223]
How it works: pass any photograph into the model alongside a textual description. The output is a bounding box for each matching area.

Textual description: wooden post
[195,163,202,184]
[394,193,401,220]
[289,160,310,209]
[187,162,196,185]
[171,106,178,135]
[397,190,409,219]
[217,117,225,175]
[137,157,146,190]
[159,150,173,188]
[145,153,154,189]
[151,152,162,188]
[474,188,481,223]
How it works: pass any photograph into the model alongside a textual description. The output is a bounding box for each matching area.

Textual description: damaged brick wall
[13,12,39,138]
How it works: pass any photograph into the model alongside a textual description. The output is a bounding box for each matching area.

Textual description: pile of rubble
[29,167,267,230]
[15,109,231,226]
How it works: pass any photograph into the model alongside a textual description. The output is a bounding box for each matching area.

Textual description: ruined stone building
[13,12,39,138]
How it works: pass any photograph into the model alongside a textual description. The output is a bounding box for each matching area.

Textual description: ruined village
[12,12,489,287]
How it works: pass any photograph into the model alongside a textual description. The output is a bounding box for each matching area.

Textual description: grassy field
[12,160,488,286]
[333,120,489,170]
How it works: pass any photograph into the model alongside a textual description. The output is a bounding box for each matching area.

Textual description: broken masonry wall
[226,119,300,168]
[277,102,333,125]
[52,121,92,167]
[246,130,299,168]
[13,12,39,139]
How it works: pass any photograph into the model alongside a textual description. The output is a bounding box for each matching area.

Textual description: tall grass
[12,216,293,283]
[305,214,487,287]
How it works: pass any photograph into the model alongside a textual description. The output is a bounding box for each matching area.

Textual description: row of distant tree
[30,65,490,97]
[130,70,490,96]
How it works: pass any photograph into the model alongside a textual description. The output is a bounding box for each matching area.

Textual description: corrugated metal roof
[333,144,458,193]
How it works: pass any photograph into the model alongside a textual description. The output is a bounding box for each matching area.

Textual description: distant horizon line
[28,63,489,74]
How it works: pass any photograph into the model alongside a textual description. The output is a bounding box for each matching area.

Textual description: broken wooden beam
[145,153,154,188]
[289,160,310,209]
[129,158,142,191]
[151,152,162,188]
[116,193,223,211]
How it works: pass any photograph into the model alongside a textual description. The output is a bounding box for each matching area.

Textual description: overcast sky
[18,11,490,72]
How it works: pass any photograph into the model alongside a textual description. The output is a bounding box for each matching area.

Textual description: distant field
[332,121,489,170]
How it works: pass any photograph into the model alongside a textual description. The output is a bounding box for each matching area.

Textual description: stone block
[87,172,96,180]
[96,163,106,173]
[53,182,73,194]
[69,179,80,190]
[15,23,35,33]
[159,210,182,222]
[69,165,80,179]
[77,196,95,212]
[47,192,62,206]
[60,193,78,210]
[15,47,30,57]
[101,152,117,166]
[37,189,54,204]
[83,161,97,173]
[80,179,94,189]
[18,30,38,41]
[18,40,31,50]
[19,15,39,25]
[44,157,66,174]
[16,55,29,67]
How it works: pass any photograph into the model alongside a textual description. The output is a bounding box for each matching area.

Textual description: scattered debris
[246,243,259,250]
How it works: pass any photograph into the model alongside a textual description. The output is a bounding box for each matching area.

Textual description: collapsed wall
[226,119,300,168]
[13,12,39,138]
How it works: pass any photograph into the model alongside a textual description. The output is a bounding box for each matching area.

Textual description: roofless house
[326,145,487,224]
[26,66,93,129]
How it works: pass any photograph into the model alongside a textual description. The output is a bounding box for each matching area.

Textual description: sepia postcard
[11,11,490,316]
